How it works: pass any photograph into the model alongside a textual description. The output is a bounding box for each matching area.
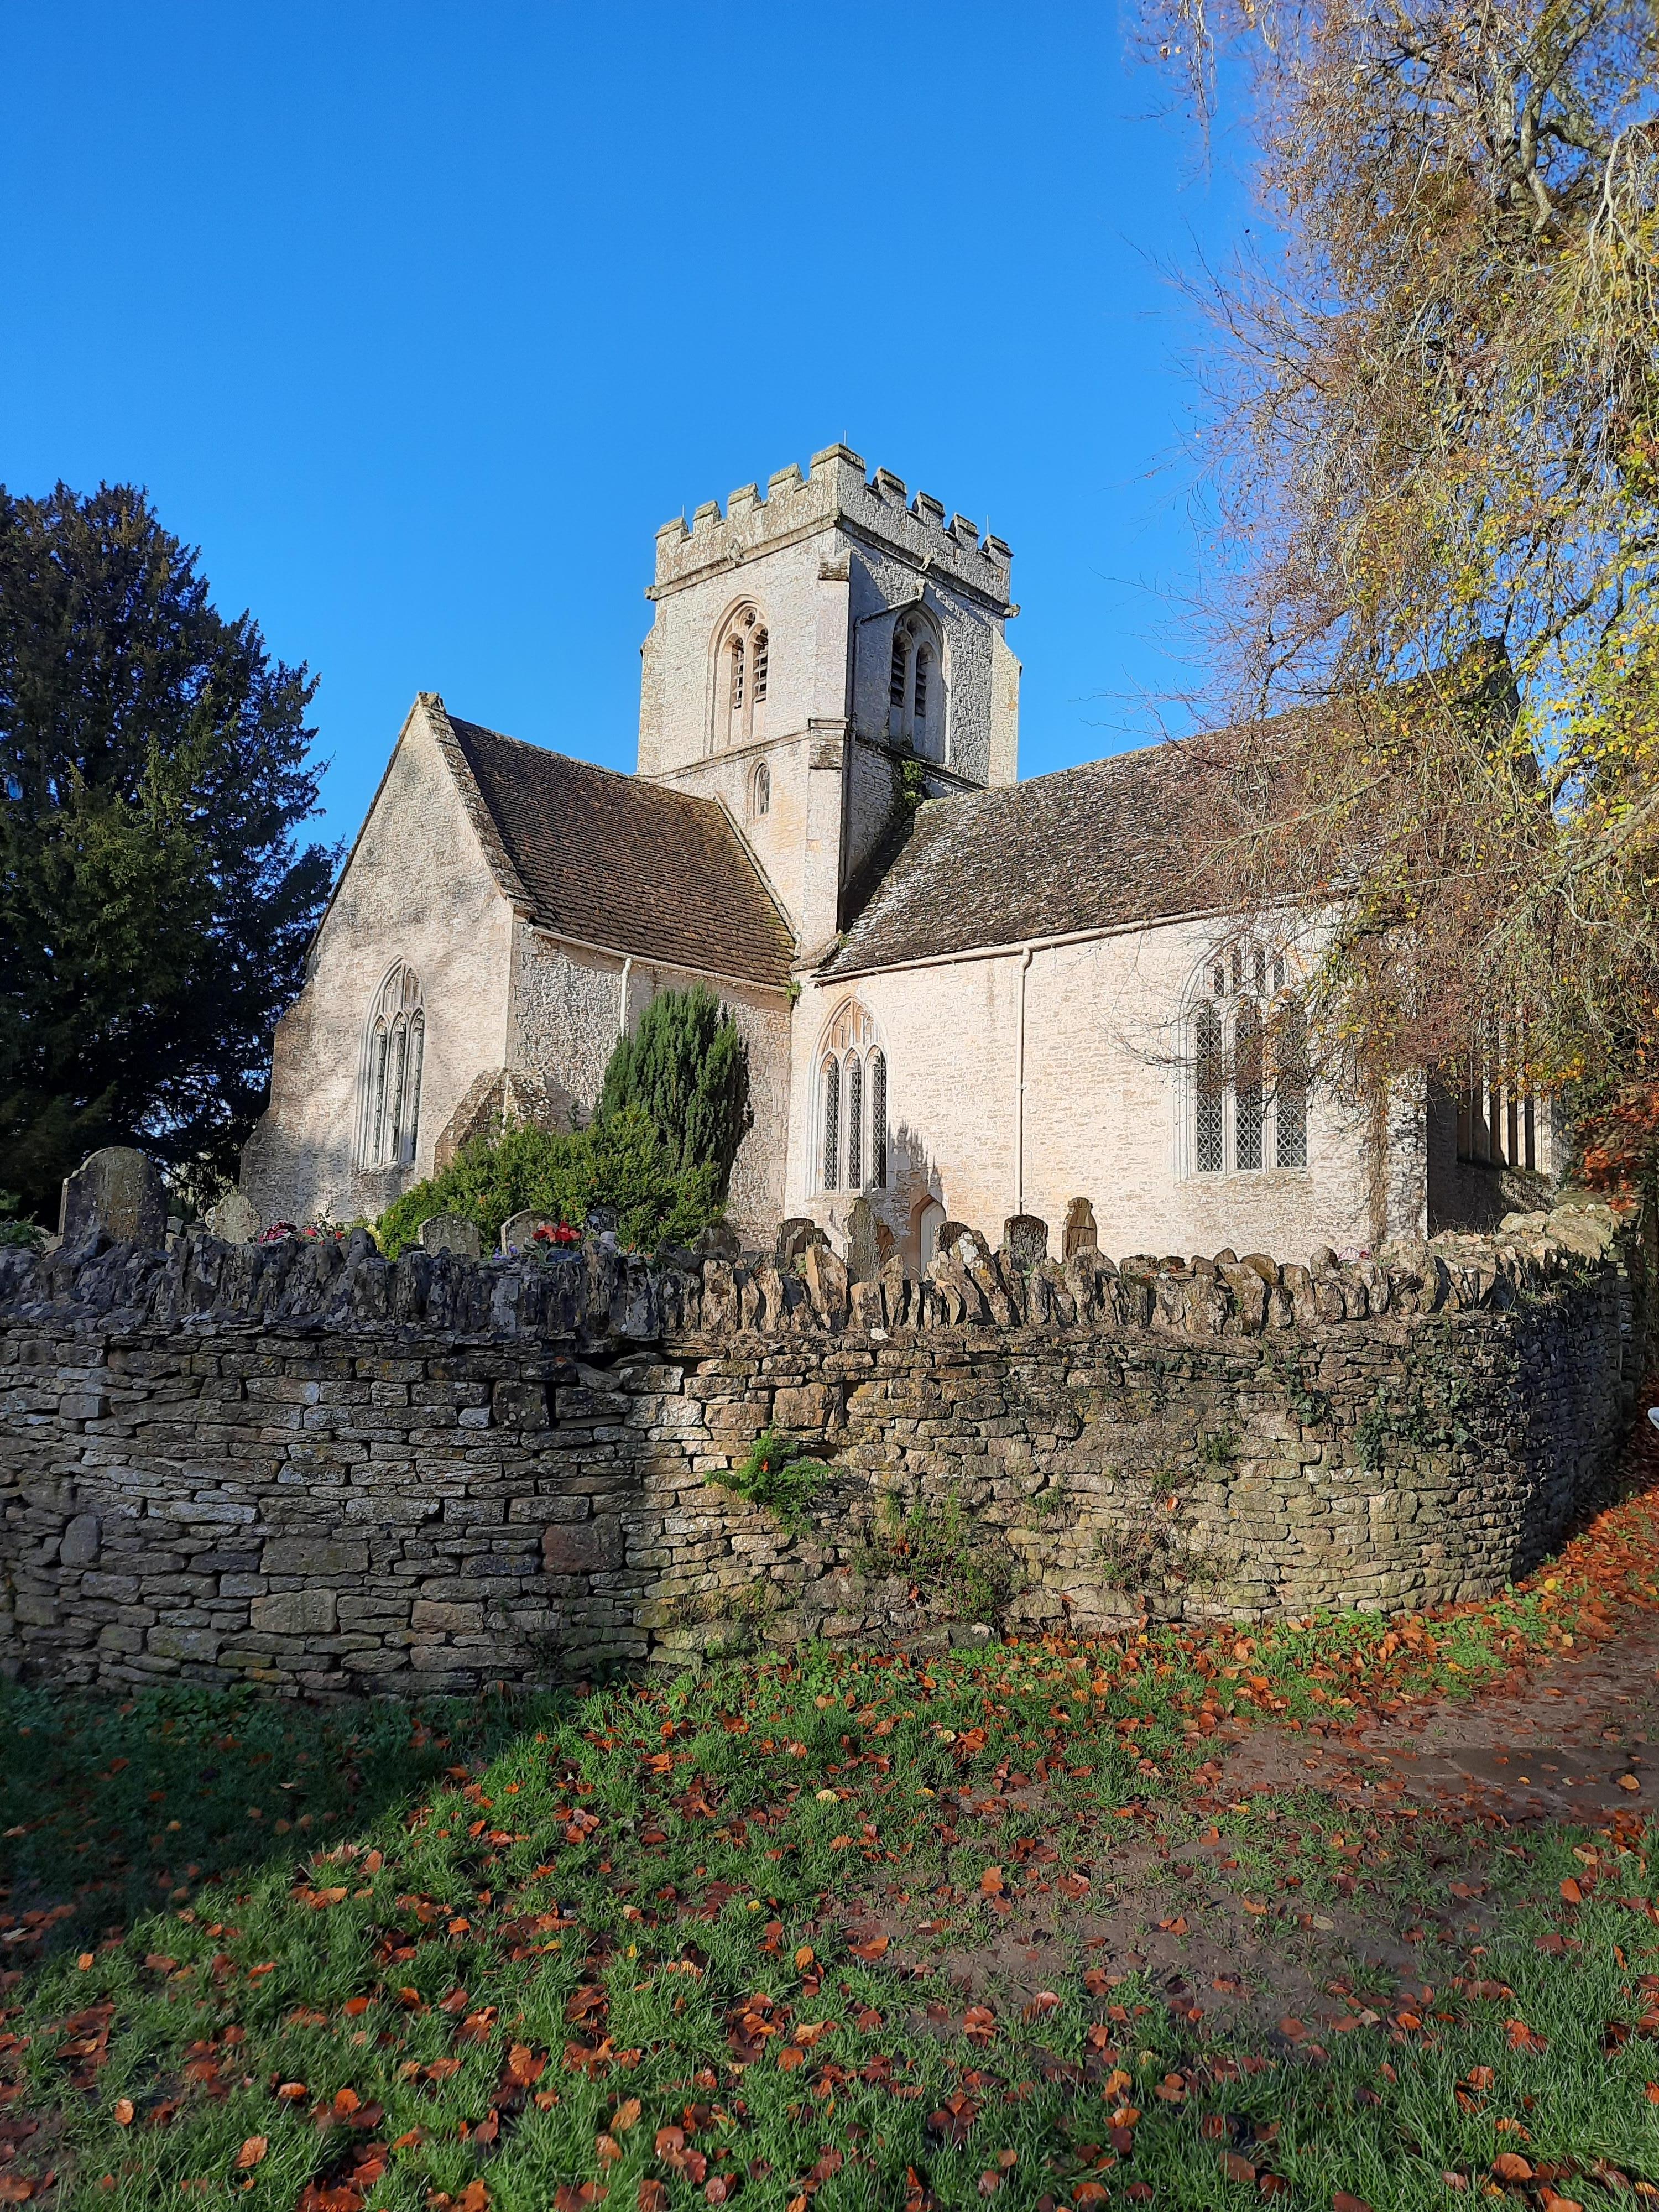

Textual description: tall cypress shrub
[597,984,752,1201]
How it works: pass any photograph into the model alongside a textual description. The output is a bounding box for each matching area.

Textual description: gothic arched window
[750,761,770,818]
[886,611,945,761]
[816,1001,886,1194]
[716,603,769,749]
[359,962,425,1170]
[1188,951,1307,1177]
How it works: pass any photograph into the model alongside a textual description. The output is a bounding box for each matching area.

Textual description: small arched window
[359,962,425,1169]
[816,1001,886,1195]
[886,611,945,761]
[751,761,771,819]
[1188,950,1307,1177]
[716,603,769,749]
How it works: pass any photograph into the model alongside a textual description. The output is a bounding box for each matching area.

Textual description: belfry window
[718,604,769,748]
[816,1001,887,1195]
[886,612,945,762]
[359,962,425,1170]
[1188,951,1307,1177]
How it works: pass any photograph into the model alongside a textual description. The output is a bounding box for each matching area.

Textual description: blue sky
[0,2,1246,851]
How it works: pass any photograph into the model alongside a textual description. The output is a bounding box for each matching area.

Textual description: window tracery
[1187,950,1307,1177]
[816,1001,886,1194]
[714,603,769,749]
[359,962,425,1170]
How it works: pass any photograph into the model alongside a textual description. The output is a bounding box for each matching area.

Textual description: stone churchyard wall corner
[0,1193,1644,1695]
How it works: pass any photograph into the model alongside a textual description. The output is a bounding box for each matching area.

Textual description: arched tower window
[714,603,769,750]
[886,610,946,762]
[750,761,771,819]
[358,962,425,1170]
[815,1000,887,1195]
[1186,948,1308,1178]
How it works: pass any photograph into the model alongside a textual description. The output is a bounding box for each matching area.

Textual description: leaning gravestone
[1001,1214,1050,1270]
[59,1147,169,1250]
[500,1210,556,1254]
[206,1187,262,1244]
[845,1197,883,1284]
[418,1214,483,1258]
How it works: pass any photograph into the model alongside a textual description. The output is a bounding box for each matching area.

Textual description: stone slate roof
[443,713,795,989]
[823,743,1207,975]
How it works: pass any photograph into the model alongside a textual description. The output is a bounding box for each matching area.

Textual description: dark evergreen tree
[596,983,752,1201]
[0,482,333,1219]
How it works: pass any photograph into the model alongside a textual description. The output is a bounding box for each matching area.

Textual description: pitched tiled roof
[823,743,1209,975]
[435,708,795,988]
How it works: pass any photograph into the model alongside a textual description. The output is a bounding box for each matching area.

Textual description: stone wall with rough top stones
[0,1200,1641,1695]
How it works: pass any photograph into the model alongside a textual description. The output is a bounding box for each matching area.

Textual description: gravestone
[1063,1197,1098,1259]
[845,1198,882,1284]
[418,1214,482,1258]
[874,1218,896,1265]
[776,1217,827,1270]
[500,1211,556,1254]
[938,1221,973,1258]
[695,1219,742,1262]
[206,1188,262,1244]
[1001,1214,1050,1270]
[59,1147,168,1250]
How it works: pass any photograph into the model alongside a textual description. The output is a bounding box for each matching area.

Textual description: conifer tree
[596,983,752,1200]
[0,482,333,1218]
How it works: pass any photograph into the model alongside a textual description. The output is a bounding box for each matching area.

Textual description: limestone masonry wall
[0,1203,1641,1697]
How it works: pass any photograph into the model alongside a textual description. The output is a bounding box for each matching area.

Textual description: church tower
[637,444,1020,964]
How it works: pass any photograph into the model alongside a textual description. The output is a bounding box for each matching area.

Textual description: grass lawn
[6,1480,1659,2211]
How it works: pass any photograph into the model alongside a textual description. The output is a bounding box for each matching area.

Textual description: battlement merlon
[648,445,1015,611]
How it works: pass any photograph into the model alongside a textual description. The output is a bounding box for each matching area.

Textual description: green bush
[717,1428,830,1528]
[0,1191,44,1253]
[375,1104,723,1260]
[597,983,752,1201]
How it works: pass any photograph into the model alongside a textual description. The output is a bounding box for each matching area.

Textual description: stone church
[242,444,1545,1262]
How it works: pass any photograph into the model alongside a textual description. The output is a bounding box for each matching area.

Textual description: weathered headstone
[418,1214,482,1258]
[695,1219,742,1262]
[776,1217,827,1270]
[874,1218,897,1265]
[59,1147,168,1250]
[845,1197,882,1284]
[500,1210,556,1254]
[206,1187,261,1244]
[1063,1197,1098,1259]
[1001,1213,1049,1270]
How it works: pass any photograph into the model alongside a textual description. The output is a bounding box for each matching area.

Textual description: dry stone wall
[0,1203,1641,1695]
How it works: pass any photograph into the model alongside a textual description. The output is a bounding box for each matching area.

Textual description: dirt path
[1217,1621,1659,1829]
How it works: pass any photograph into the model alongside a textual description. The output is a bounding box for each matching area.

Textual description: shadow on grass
[0,1678,576,1978]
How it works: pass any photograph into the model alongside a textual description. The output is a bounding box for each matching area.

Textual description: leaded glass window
[1194,1001,1224,1173]
[870,1050,888,1188]
[1235,999,1265,1171]
[821,1056,841,1190]
[1276,1001,1309,1168]
[752,628,768,702]
[846,1055,863,1190]
[359,964,425,1168]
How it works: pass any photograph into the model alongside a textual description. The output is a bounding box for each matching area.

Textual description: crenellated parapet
[649,445,1015,610]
